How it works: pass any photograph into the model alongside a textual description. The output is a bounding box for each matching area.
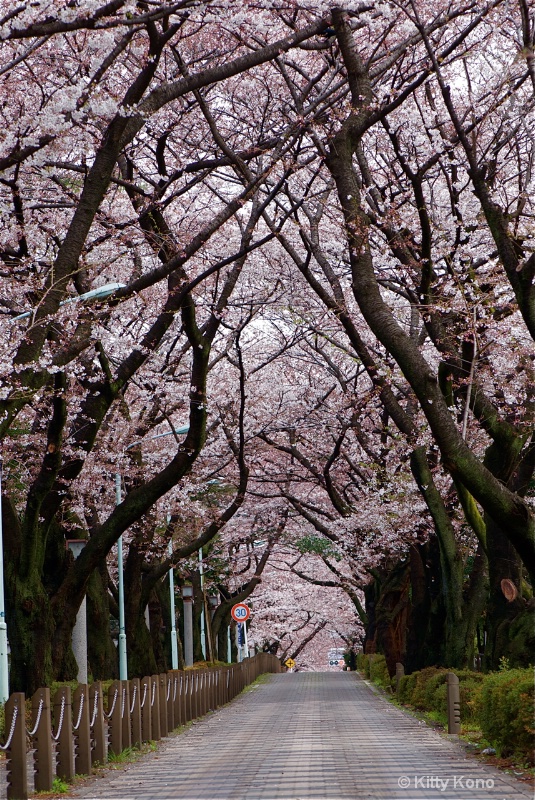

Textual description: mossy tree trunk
[87,562,118,680]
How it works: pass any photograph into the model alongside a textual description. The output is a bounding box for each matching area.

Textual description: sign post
[231,604,250,662]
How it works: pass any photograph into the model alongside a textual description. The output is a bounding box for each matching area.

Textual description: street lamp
[114,424,189,679]
[11,282,126,321]
[168,538,178,670]
[199,548,206,659]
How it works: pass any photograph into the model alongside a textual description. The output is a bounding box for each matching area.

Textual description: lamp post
[0,459,9,702]
[114,425,189,679]
[181,584,194,667]
[168,540,178,670]
[115,474,128,680]
[199,548,206,659]
[208,595,218,660]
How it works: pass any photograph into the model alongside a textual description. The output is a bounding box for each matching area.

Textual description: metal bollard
[447,672,461,734]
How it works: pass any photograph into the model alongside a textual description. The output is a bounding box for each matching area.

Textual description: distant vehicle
[327,648,345,667]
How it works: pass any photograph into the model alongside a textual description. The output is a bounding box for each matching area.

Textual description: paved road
[71,672,531,800]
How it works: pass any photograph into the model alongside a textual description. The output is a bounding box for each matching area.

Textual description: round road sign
[231,603,250,622]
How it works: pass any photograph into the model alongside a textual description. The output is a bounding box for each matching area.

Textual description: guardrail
[2,653,281,800]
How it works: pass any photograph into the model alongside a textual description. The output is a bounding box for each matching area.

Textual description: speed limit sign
[231,603,251,622]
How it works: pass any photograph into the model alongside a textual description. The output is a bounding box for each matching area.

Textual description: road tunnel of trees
[0,0,534,693]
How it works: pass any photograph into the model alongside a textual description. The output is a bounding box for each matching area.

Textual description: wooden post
[140,676,152,744]
[54,686,74,781]
[73,685,91,776]
[151,675,161,741]
[121,681,131,751]
[158,674,168,737]
[32,687,53,792]
[194,670,200,718]
[6,692,28,800]
[167,674,175,732]
[185,673,192,722]
[89,682,106,764]
[130,679,142,748]
[173,673,182,727]
[226,667,231,703]
[107,680,122,757]
[447,672,461,734]
[207,670,213,711]
[198,671,205,716]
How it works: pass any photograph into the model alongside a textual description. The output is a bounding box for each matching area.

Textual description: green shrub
[397,672,418,704]
[431,682,448,716]
[392,665,533,763]
[459,679,483,723]
[356,653,367,672]
[411,667,444,709]
[369,654,391,687]
[476,668,535,763]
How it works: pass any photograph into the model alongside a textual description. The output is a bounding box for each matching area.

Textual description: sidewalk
[69,672,531,800]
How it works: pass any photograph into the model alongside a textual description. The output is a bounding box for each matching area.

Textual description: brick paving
[69,672,532,800]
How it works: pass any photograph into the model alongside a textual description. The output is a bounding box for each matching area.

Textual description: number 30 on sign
[231,603,251,622]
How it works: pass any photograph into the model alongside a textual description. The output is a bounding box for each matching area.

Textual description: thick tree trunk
[123,541,160,677]
[484,517,530,668]
[409,448,468,667]
[150,583,169,673]
[7,572,55,694]
[404,542,445,673]
[87,563,118,680]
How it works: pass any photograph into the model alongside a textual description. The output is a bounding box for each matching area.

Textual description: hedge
[358,655,534,764]
[476,668,535,760]
[356,653,391,687]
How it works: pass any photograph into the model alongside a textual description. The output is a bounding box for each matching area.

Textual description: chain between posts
[72,690,85,731]
[121,685,126,719]
[26,697,44,738]
[140,682,148,709]
[52,694,66,741]
[104,687,118,720]
[0,654,281,797]
[89,689,99,728]
[0,704,18,750]
[129,683,137,715]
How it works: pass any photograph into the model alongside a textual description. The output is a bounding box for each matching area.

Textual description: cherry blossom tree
[1,0,534,692]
